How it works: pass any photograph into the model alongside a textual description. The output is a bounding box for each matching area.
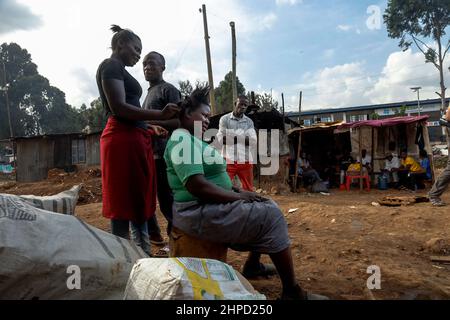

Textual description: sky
[0,0,449,112]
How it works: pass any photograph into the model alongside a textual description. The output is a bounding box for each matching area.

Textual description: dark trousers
[399,170,426,190]
[147,158,174,236]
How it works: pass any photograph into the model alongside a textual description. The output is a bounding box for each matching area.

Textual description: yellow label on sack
[175,258,224,300]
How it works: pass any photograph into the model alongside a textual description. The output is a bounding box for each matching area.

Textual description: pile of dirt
[0,166,102,205]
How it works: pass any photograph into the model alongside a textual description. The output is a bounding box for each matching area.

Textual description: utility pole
[411,87,422,116]
[200,4,216,115]
[230,21,237,104]
[1,61,13,139]
[293,91,303,192]
[1,59,16,180]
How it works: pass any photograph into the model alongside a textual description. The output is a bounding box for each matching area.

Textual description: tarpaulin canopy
[337,115,430,130]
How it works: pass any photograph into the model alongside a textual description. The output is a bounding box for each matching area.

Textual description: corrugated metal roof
[287,98,449,117]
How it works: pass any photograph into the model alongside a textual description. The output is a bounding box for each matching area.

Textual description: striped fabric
[17,185,82,216]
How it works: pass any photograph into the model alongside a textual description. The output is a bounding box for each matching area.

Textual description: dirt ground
[2,167,450,300]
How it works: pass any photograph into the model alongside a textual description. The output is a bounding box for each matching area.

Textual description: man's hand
[149,125,168,137]
[161,103,181,120]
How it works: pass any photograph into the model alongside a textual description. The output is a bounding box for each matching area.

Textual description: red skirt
[100,117,156,223]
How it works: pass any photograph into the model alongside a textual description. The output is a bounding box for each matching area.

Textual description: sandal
[242,263,277,279]
[430,198,446,207]
[153,245,170,258]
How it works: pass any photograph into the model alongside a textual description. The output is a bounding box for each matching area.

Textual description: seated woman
[163,85,326,300]
[419,149,432,181]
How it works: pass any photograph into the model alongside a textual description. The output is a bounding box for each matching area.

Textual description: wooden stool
[346,175,371,191]
[169,226,228,262]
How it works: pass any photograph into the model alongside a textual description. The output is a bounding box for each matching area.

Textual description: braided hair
[110,24,141,50]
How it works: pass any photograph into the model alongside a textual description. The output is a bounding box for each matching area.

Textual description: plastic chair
[346,175,370,191]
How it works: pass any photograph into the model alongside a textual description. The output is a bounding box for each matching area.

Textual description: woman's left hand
[237,190,269,203]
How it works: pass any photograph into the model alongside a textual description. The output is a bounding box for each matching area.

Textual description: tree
[0,42,83,138]
[214,71,246,114]
[393,105,408,116]
[384,0,450,114]
[78,98,108,133]
[248,92,279,112]
[178,80,209,99]
[178,80,193,98]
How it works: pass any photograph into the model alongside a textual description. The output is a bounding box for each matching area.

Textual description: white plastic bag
[15,185,82,215]
[0,193,147,300]
[124,258,266,300]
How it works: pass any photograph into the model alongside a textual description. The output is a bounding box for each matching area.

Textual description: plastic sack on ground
[0,193,147,300]
[124,258,266,300]
[13,185,82,216]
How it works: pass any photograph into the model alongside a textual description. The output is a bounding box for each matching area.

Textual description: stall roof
[336,115,430,130]
[287,121,344,135]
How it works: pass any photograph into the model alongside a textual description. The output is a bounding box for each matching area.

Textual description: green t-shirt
[164,129,233,202]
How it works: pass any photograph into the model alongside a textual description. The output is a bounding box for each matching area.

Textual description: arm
[245,120,257,146]
[216,116,228,145]
[102,79,178,121]
[185,174,264,204]
[148,86,182,129]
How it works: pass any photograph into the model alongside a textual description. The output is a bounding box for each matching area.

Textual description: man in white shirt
[216,96,258,191]
[383,153,400,185]
[216,96,276,278]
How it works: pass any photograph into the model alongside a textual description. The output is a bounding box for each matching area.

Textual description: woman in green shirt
[164,85,326,300]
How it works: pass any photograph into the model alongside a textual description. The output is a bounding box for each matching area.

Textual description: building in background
[287,98,449,143]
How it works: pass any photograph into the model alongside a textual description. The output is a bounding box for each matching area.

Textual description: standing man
[217,96,257,191]
[429,106,450,206]
[216,96,276,278]
[142,51,181,250]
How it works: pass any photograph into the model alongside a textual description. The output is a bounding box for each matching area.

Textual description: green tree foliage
[0,42,83,138]
[384,0,450,112]
[178,80,193,98]
[248,92,279,112]
[214,71,246,114]
[78,98,108,133]
[369,112,380,120]
[393,105,408,116]
[178,80,209,99]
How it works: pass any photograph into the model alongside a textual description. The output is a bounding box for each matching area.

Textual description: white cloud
[365,49,450,104]
[337,24,352,32]
[275,0,301,6]
[0,0,277,107]
[281,49,450,111]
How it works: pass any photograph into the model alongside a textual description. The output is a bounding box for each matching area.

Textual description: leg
[226,163,238,186]
[429,159,450,201]
[236,163,254,191]
[130,221,151,256]
[155,159,174,236]
[110,219,130,239]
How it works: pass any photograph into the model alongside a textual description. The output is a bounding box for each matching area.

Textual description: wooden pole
[201,4,216,115]
[359,128,363,191]
[293,91,303,192]
[281,93,285,133]
[230,21,237,104]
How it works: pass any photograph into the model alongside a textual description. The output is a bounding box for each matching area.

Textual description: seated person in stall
[346,158,362,176]
[419,149,432,181]
[322,150,338,188]
[339,152,354,185]
[164,85,327,300]
[382,153,400,188]
[398,149,426,190]
[357,149,372,174]
[297,152,322,186]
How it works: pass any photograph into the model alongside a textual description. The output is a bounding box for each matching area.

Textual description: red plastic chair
[346,175,370,191]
